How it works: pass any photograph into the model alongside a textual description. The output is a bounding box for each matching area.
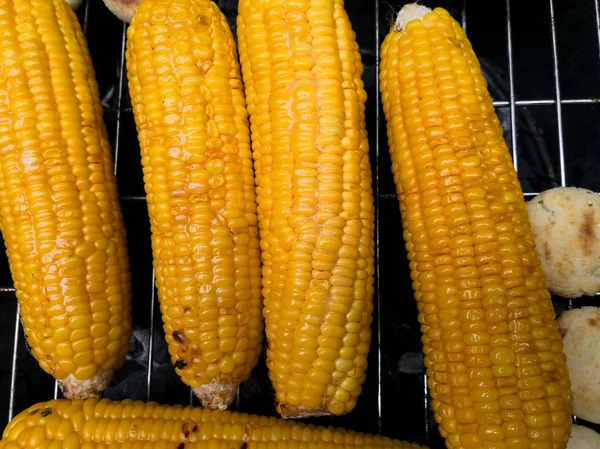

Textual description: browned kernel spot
[28,409,40,415]
[174,360,187,369]
[197,15,209,27]
[178,444,185,449]
[183,307,191,314]
[240,443,248,449]
[579,210,596,256]
[544,241,551,259]
[448,37,462,48]
[192,425,198,433]
[182,423,190,438]
[41,408,52,417]
[172,330,185,343]
[588,318,598,327]
[219,389,231,401]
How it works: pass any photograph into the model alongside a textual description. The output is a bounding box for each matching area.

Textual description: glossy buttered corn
[237,0,376,418]
[126,0,262,409]
[0,0,132,398]
[0,398,427,449]
[380,5,572,449]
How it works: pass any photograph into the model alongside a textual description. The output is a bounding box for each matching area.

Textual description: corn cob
[236,0,375,418]
[380,4,572,449]
[0,398,427,449]
[0,0,132,398]
[125,0,263,409]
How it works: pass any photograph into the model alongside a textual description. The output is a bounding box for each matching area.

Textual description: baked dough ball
[567,425,600,449]
[526,187,600,298]
[102,0,140,23]
[65,0,83,10]
[558,307,600,424]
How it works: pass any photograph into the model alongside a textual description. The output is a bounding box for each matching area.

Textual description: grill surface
[1,0,600,447]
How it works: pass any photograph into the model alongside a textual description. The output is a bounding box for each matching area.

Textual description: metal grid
[0,0,599,446]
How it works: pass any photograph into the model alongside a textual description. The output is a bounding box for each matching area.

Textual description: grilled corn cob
[237,0,376,418]
[380,4,572,449]
[0,0,132,398]
[0,398,427,449]
[126,0,263,409]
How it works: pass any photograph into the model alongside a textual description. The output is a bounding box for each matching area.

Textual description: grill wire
[1,0,600,446]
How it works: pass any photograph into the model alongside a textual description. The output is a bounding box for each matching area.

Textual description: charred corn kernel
[0,0,131,398]
[126,0,262,409]
[237,0,375,418]
[380,4,572,449]
[0,399,427,449]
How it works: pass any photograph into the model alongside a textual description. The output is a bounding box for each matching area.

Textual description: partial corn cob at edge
[126,0,263,409]
[380,4,572,449]
[0,0,132,398]
[237,0,376,418]
[0,398,427,449]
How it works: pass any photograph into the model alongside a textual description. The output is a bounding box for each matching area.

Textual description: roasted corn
[0,0,132,398]
[0,398,427,449]
[237,0,376,418]
[380,4,572,449]
[126,0,263,409]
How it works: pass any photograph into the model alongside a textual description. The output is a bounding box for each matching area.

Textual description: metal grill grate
[1,0,600,446]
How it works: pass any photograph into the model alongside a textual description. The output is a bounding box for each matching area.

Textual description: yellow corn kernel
[0,399,427,449]
[126,0,262,409]
[380,4,572,449]
[237,0,375,418]
[0,0,131,398]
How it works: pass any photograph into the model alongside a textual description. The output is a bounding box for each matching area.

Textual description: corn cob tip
[192,380,237,411]
[101,0,140,23]
[393,3,431,32]
[58,369,113,399]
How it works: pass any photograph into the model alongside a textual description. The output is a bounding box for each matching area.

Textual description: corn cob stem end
[192,380,237,411]
[393,3,431,32]
[58,369,113,399]
[275,401,333,420]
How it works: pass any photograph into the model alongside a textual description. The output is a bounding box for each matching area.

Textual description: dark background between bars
[1,0,600,447]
